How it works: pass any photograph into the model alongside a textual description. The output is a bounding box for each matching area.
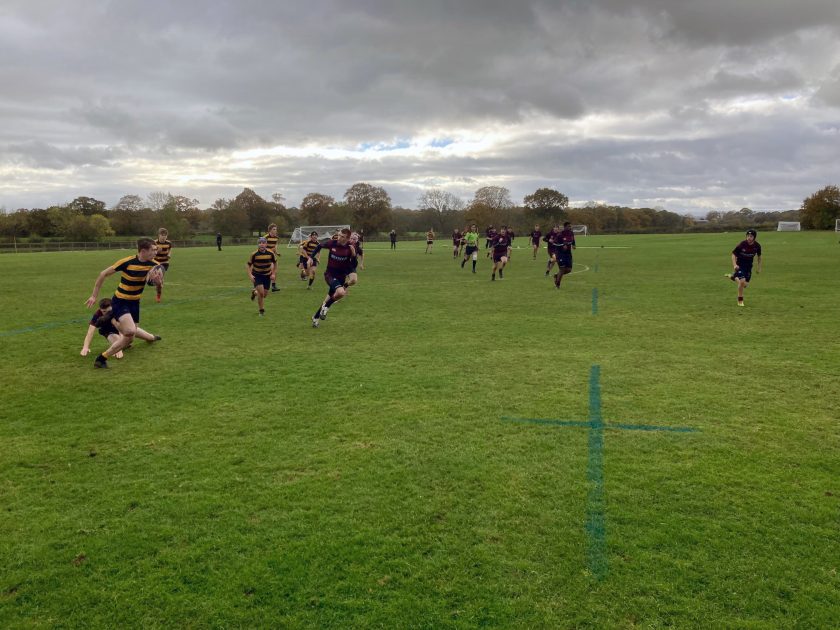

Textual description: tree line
[2,183,837,242]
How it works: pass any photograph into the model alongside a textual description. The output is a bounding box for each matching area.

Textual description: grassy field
[1,232,838,628]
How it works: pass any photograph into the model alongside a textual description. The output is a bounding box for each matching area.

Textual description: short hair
[98,298,112,309]
[137,237,155,252]
[267,223,277,231]
[158,227,168,235]
[340,228,351,236]
[563,222,572,228]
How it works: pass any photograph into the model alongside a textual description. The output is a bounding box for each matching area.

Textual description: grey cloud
[4,141,124,170]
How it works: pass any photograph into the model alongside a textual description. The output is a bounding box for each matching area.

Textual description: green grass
[1,233,838,628]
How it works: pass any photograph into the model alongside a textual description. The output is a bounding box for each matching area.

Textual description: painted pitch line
[501,365,698,581]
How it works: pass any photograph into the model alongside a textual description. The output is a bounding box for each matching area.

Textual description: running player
[452,228,462,258]
[460,224,480,273]
[553,221,576,288]
[298,231,320,288]
[85,238,162,368]
[485,225,496,251]
[247,236,277,317]
[530,225,542,259]
[543,225,560,276]
[490,227,512,281]
[425,228,435,254]
[265,223,281,292]
[308,228,357,327]
[150,227,172,303]
[726,229,762,307]
[346,231,365,288]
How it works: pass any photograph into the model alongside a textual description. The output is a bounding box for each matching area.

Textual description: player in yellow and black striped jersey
[297,231,320,288]
[151,227,172,303]
[265,224,281,292]
[247,237,277,316]
[85,237,162,369]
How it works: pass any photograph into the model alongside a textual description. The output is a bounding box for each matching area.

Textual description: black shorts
[298,256,309,267]
[325,271,348,296]
[493,253,508,263]
[557,255,573,269]
[253,273,271,290]
[427,240,434,245]
[734,268,752,283]
[110,296,140,324]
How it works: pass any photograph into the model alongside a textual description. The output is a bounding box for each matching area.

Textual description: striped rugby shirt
[110,255,158,300]
[248,249,276,275]
[154,239,172,265]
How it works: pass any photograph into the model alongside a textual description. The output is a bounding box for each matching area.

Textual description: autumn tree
[300,193,336,225]
[344,183,392,234]
[523,187,569,225]
[800,185,840,229]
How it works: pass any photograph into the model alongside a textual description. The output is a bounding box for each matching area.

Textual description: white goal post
[835,218,840,233]
[777,221,801,232]
[287,225,351,247]
[571,224,588,236]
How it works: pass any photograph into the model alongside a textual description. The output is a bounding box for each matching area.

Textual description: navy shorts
[465,245,478,255]
[110,296,140,324]
[557,254,573,268]
[325,272,348,296]
[734,268,752,283]
[298,255,309,267]
[493,253,507,263]
[253,273,271,290]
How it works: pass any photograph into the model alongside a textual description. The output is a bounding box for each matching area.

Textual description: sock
[99,352,109,360]
[313,306,322,319]
[308,278,314,286]
[738,297,744,302]
[461,260,465,268]
[472,261,476,271]
[324,297,335,308]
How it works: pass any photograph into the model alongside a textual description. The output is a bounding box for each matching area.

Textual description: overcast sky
[2,0,839,215]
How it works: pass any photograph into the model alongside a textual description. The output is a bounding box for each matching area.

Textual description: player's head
[158,227,168,238]
[564,222,572,229]
[98,298,112,312]
[337,228,351,244]
[349,232,359,244]
[309,231,318,241]
[746,229,757,242]
[267,223,277,235]
[137,238,156,260]
[500,226,507,235]
[258,236,268,250]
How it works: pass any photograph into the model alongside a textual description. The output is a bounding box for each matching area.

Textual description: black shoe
[499,270,503,279]
[250,289,256,301]
[271,286,279,292]
[94,354,108,369]
[148,335,162,342]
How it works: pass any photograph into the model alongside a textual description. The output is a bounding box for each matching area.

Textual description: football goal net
[777,221,801,231]
[287,225,351,247]
[572,224,588,236]
[835,218,840,233]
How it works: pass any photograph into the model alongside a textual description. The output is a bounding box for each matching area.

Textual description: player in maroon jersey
[552,222,576,288]
[451,228,463,258]
[490,227,512,281]
[543,225,560,276]
[307,228,357,327]
[530,225,542,259]
[726,229,762,307]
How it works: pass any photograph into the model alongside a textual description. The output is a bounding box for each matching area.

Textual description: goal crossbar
[777,221,801,232]
[287,225,350,246]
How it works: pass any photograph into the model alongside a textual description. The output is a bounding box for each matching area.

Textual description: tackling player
[308,228,357,327]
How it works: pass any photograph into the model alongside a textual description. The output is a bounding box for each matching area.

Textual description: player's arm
[755,254,761,273]
[731,251,739,270]
[269,255,277,281]
[85,267,116,307]
[246,260,255,281]
[309,242,324,263]
[81,323,97,356]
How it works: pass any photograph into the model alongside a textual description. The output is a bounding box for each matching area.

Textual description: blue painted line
[501,417,591,429]
[586,365,607,581]
[592,288,599,315]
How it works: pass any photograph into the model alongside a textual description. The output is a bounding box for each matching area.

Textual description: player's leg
[134,327,162,343]
[106,333,125,359]
[96,312,136,367]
